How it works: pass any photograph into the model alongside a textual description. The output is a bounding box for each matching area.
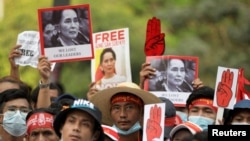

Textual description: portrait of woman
[95,48,127,90]
[51,8,89,47]
[148,57,196,92]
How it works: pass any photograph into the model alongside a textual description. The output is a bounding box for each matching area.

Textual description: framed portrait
[144,55,199,106]
[38,4,94,62]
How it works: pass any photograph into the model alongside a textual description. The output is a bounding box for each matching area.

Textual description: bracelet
[39,80,50,88]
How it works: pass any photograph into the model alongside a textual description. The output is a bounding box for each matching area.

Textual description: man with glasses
[0,88,32,141]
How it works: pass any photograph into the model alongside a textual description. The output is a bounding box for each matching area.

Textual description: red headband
[111,94,143,106]
[164,116,176,126]
[189,98,217,112]
[27,112,54,135]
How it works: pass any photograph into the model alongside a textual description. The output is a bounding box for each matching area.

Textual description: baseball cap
[234,99,250,109]
[53,93,77,103]
[53,99,104,140]
[169,121,202,139]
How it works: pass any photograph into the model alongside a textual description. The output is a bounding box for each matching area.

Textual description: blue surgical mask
[231,122,250,125]
[176,111,188,122]
[188,116,214,130]
[112,121,141,135]
[1,110,27,136]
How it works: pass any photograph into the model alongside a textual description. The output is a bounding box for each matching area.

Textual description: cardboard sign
[91,28,132,90]
[213,66,238,109]
[38,4,94,63]
[143,103,165,141]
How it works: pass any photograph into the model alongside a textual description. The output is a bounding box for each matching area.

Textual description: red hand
[144,17,165,56]
[216,69,234,107]
[146,104,162,141]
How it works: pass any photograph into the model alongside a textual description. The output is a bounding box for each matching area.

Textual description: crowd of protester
[1,43,250,141]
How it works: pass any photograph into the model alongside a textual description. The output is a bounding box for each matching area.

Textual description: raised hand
[146,104,162,141]
[37,56,51,84]
[144,17,165,56]
[9,45,22,79]
[216,69,234,107]
[139,62,156,89]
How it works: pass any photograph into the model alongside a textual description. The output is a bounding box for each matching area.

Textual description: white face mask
[112,121,141,135]
[231,122,250,125]
[176,111,188,122]
[1,110,27,137]
[188,116,214,130]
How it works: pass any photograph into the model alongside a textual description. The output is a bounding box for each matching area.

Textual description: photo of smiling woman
[95,48,127,90]
[51,8,89,47]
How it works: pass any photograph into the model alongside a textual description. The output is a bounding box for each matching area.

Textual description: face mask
[112,121,141,135]
[188,116,214,130]
[2,110,27,136]
[231,122,250,125]
[176,111,188,122]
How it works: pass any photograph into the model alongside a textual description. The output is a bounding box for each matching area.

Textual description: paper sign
[144,55,199,107]
[91,28,132,90]
[213,66,238,109]
[15,31,40,68]
[143,103,165,141]
[38,4,94,63]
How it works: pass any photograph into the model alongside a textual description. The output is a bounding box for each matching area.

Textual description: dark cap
[53,99,104,140]
[159,97,176,139]
[234,99,250,109]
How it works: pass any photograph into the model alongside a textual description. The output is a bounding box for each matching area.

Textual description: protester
[185,86,217,130]
[53,98,105,141]
[25,108,59,141]
[90,82,162,141]
[224,99,250,125]
[0,89,32,141]
[169,121,202,141]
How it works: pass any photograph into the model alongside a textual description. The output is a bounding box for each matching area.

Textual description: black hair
[0,89,32,113]
[52,8,79,25]
[186,86,215,110]
[0,76,32,95]
[100,48,116,64]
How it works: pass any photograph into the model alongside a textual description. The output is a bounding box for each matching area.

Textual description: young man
[186,86,217,130]
[53,98,105,141]
[90,82,162,141]
[25,108,59,141]
[224,99,250,125]
[0,89,32,141]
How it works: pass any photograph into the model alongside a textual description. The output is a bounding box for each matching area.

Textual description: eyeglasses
[4,106,31,117]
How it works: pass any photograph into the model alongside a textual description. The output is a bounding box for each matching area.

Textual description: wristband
[39,80,50,88]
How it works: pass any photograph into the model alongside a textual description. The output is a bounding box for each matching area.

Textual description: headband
[189,98,218,112]
[27,112,54,135]
[164,116,176,126]
[111,94,143,106]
